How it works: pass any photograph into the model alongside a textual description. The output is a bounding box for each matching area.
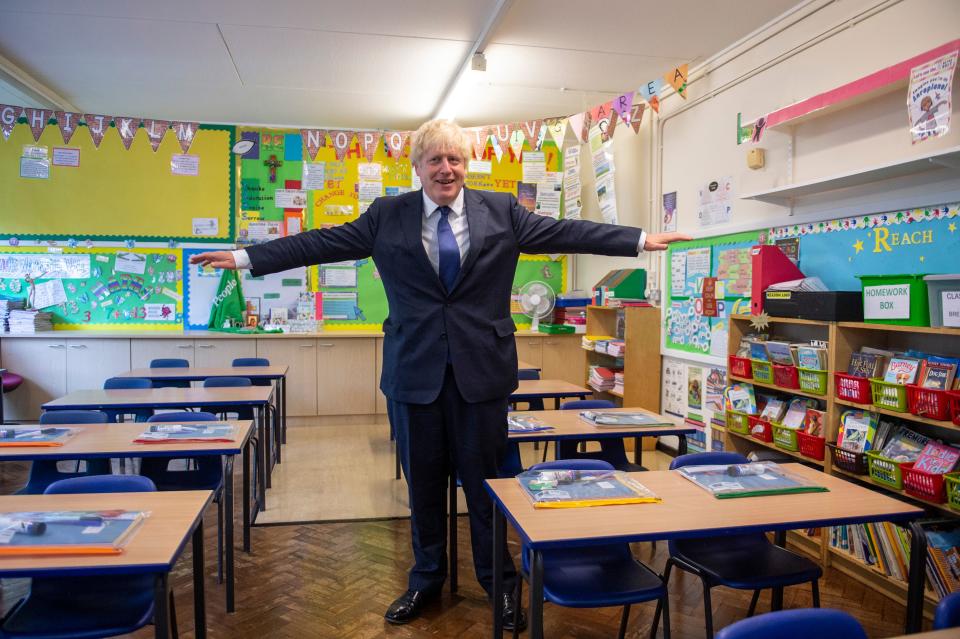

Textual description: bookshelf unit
[724,313,960,615]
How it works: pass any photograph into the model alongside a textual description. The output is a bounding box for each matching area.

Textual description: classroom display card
[52,147,80,167]
[517,469,660,509]
[676,462,828,499]
[0,510,146,555]
[170,154,199,176]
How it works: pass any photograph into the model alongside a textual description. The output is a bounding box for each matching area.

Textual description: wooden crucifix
[264,154,282,183]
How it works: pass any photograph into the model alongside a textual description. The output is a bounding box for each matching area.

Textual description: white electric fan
[518,280,556,332]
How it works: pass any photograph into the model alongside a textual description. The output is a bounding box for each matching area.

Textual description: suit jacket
[246,187,643,404]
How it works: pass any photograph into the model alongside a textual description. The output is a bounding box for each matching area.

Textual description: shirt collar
[422,188,465,219]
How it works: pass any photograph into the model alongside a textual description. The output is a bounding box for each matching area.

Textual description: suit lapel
[399,189,444,290]
[454,187,488,289]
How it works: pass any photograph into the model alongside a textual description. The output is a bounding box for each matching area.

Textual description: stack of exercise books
[587,366,620,392]
[612,371,624,395]
[579,410,669,427]
[0,297,25,332]
[0,427,75,447]
[8,309,52,333]
[506,415,554,433]
[517,468,660,508]
[133,423,235,444]
[676,462,828,498]
[0,510,146,555]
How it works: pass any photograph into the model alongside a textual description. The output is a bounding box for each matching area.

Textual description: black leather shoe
[501,593,528,632]
[384,589,438,625]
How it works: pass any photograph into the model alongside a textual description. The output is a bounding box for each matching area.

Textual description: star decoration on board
[750,311,771,331]
[853,240,864,254]
[950,222,957,233]
[920,255,926,263]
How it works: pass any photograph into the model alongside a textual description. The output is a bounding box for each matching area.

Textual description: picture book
[0,510,146,555]
[797,345,827,370]
[759,398,787,423]
[764,340,795,366]
[920,362,957,390]
[134,423,235,444]
[675,462,829,499]
[883,357,922,385]
[578,411,671,428]
[804,408,825,437]
[848,352,886,378]
[749,341,770,361]
[724,383,757,414]
[782,398,817,429]
[838,410,877,454]
[874,418,896,452]
[516,469,660,508]
[879,426,930,463]
[913,441,960,474]
[507,415,555,433]
[0,427,74,447]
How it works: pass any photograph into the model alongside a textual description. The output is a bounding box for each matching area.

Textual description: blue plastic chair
[515,459,670,639]
[148,358,192,389]
[202,376,254,420]
[102,377,154,423]
[653,452,823,638]
[557,400,643,472]
[231,358,272,387]
[516,369,545,411]
[0,475,175,639]
[934,591,960,629]
[17,411,112,495]
[714,608,866,639]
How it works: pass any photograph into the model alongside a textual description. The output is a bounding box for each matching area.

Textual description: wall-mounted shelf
[740,145,960,205]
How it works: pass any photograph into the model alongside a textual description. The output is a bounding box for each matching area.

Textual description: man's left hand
[644,232,693,251]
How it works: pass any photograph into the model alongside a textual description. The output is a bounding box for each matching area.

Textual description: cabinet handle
[69,344,88,349]
[299,344,315,348]
[197,344,214,349]
[545,341,556,345]
[49,344,66,349]
[318,343,334,347]
[528,341,539,346]
[177,344,193,349]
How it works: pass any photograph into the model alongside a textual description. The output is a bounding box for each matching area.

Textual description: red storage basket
[773,364,799,389]
[728,355,752,379]
[748,416,773,443]
[834,373,872,404]
[906,385,952,421]
[950,391,960,426]
[797,431,826,461]
[901,463,947,503]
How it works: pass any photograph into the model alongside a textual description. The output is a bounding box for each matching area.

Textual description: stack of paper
[8,310,53,333]
[0,298,25,332]
[588,366,618,392]
[766,277,829,292]
[613,371,624,395]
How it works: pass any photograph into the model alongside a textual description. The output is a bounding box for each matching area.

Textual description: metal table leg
[153,573,170,639]
[771,530,786,611]
[192,519,206,638]
[491,504,505,639]
[224,455,235,613]
[530,550,544,639]
[243,439,252,551]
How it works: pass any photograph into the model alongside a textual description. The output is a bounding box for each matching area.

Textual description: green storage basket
[946,473,960,511]
[859,273,930,326]
[772,424,799,452]
[867,450,905,489]
[797,368,828,395]
[725,410,751,435]
[870,378,909,412]
[751,360,774,384]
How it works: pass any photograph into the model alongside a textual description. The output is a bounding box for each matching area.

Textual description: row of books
[581,335,625,357]
[836,412,959,472]
[847,346,960,390]
[737,334,828,370]
[723,382,825,437]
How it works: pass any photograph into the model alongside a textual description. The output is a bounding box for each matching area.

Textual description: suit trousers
[389,365,518,595]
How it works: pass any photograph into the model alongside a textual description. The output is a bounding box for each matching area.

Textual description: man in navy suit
[192,119,688,629]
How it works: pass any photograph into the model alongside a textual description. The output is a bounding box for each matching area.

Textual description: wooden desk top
[512,380,592,398]
[486,464,923,549]
[43,386,273,410]
[0,491,211,577]
[120,366,289,380]
[884,630,959,639]
[509,408,695,441]
[517,360,540,371]
[0,421,253,461]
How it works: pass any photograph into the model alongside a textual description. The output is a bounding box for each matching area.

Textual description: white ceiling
[0,0,801,130]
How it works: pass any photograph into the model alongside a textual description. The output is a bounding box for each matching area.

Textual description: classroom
[0,1,958,637]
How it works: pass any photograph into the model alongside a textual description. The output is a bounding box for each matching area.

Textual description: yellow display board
[0,122,233,241]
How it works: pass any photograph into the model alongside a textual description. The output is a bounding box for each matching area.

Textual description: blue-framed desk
[517,360,540,372]
[486,464,925,639]
[510,379,591,410]
[42,387,273,513]
[119,366,288,469]
[0,420,252,613]
[0,490,211,639]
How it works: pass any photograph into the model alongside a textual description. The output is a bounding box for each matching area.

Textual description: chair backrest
[44,474,156,495]
[560,399,616,410]
[203,376,252,388]
[935,591,960,629]
[517,369,541,381]
[670,451,748,470]
[714,609,867,639]
[39,410,108,425]
[232,357,270,367]
[149,358,190,368]
[147,411,218,423]
[103,377,153,390]
[529,459,615,472]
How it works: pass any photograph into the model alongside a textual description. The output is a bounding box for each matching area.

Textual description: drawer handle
[177,344,193,349]
[318,343,334,347]
[69,344,88,349]
[197,344,214,348]
[299,344,315,348]
[49,344,66,349]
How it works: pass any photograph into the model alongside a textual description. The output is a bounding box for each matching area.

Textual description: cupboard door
[66,339,131,392]
[316,339,376,415]
[194,339,257,367]
[256,339,318,417]
[515,336,543,370]
[542,335,586,386]
[131,339,194,369]
[1,339,67,420]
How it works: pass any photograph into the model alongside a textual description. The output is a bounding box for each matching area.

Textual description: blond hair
[409,119,471,166]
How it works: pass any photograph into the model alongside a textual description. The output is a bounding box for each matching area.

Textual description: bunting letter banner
[359,131,381,163]
[84,113,111,148]
[638,77,664,113]
[0,104,22,141]
[590,101,616,142]
[568,112,586,144]
[544,117,568,148]
[55,111,81,144]
[629,101,646,134]
[508,126,525,157]
[493,123,512,151]
[468,126,491,159]
[611,92,634,128]
[329,130,355,161]
[115,116,139,150]
[143,119,170,152]
[384,130,410,158]
[664,64,689,99]
[519,119,543,149]
[24,108,49,142]
[300,129,326,161]
[172,121,198,153]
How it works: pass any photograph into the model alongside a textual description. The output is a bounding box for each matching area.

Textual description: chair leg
[659,595,671,639]
[512,579,522,639]
[651,558,673,634]
[169,590,179,639]
[216,496,224,584]
[618,604,631,639]
[747,589,760,617]
[703,582,714,639]
[541,442,549,462]
[812,579,820,607]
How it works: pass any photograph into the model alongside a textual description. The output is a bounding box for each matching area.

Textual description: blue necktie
[436,206,460,292]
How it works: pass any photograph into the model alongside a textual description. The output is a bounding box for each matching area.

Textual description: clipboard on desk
[0,510,147,556]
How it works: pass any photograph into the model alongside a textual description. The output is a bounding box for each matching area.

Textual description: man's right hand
[190,251,237,270]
